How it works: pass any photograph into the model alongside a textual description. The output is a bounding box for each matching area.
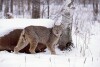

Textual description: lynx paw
[31,51,36,54]
[51,52,56,55]
[14,51,19,54]
[14,48,19,54]
[29,49,36,54]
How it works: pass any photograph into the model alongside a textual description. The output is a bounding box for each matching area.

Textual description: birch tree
[58,0,74,50]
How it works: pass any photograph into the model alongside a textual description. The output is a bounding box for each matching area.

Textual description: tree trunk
[83,0,86,6]
[93,0,98,20]
[10,0,13,13]
[32,0,40,18]
[28,0,31,11]
[47,0,50,19]
[0,0,3,11]
[18,0,21,15]
[4,0,9,16]
[58,8,73,50]
[89,0,91,4]
[21,0,24,17]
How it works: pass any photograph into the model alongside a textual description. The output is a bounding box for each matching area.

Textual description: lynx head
[52,23,63,37]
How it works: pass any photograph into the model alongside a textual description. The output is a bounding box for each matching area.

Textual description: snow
[72,5,100,57]
[0,51,100,67]
[0,4,100,67]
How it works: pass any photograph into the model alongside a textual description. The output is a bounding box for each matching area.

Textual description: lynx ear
[54,22,56,26]
[54,22,63,26]
[60,22,62,26]
[60,23,64,29]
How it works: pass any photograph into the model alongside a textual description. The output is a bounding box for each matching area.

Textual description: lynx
[14,24,63,54]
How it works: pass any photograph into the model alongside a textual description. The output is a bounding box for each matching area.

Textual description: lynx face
[52,25,62,37]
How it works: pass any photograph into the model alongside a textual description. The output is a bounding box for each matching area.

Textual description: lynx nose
[56,31,58,34]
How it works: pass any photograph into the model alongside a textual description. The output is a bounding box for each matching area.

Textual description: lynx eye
[22,35,25,38]
[56,31,58,34]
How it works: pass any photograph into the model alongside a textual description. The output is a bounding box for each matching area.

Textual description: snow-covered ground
[0,51,100,67]
[0,5,100,67]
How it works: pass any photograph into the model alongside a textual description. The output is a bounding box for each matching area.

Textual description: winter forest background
[0,0,100,67]
[0,0,99,19]
[0,0,67,19]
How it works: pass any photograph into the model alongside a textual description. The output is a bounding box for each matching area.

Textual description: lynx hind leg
[14,30,29,53]
[46,44,56,55]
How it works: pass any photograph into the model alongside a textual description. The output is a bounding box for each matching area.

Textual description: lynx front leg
[47,44,56,55]
[29,39,38,54]
[14,39,29,54]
